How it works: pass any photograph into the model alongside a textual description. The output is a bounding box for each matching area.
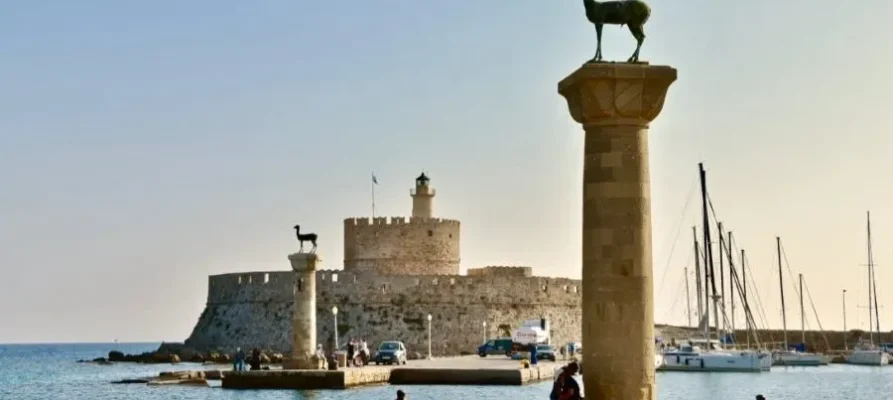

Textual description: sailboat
[846,211,890,366]
[771,237,830,366]
[658,163,770,372]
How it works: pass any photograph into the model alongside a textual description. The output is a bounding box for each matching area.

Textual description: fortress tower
[343,173,460,276]
[411,172,434,219]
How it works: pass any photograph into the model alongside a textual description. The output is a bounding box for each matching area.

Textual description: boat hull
[658,350,769,372]
[846,350,890,366]
[773,352,830,366]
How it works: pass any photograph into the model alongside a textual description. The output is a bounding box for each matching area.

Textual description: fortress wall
[467,266,533,278]
[343,217,460,275]
[185,271,581,355]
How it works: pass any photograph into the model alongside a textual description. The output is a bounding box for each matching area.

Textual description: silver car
[374,341,408,365]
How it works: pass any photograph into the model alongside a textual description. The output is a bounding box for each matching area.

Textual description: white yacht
[658,339,770,372]
[773,350,831,366]
[846,341,890,366]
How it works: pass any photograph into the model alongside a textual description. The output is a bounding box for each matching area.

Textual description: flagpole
[371,172,376,218]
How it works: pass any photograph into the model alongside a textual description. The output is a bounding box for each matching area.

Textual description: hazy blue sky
[2,0,893,343]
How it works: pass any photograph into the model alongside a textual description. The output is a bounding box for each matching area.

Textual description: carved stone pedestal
[286,253,322,370]
[558,62,677,400]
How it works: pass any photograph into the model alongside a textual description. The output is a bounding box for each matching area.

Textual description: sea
[3,343,893,400]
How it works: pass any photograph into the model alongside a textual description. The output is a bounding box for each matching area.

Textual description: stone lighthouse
[410,172,434,219]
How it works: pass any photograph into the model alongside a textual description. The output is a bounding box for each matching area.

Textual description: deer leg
[299,240,304,252]
[592,23,604,62]
[628,24,646,63]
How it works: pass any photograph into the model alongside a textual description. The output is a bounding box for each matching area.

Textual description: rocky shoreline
[78,342,284,366]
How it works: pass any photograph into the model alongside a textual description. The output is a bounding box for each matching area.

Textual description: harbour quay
[221,356,562,389]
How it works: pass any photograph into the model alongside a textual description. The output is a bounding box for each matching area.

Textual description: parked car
[374,341,408,365]
[478,338,522,357]
[536,344,557,361]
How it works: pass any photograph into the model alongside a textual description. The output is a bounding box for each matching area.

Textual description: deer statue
[582,0,652,63]
[293,225,318,253]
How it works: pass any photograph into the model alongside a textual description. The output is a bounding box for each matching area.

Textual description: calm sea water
[3,343,893,400]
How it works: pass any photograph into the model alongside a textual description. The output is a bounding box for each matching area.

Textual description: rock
[259,353,271,364]
[111,379,149,384]
[169,354,181,364]
[408,352,423,360]
[189,354,205,363]
[269,353,284,363]
[108,351,125,362]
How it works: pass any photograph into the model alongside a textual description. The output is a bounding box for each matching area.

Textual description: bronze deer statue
[582,0,652,63]
[293,225,318,253]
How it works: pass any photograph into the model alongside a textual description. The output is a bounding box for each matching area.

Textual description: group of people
[231,347,264,371]
[345,337,370,367]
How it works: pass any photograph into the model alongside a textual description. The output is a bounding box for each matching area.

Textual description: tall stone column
[558,63,677,400]
[284,252,321,370]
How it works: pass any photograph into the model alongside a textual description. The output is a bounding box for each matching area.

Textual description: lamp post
[332,306,339,350]
[427,314,433,360]
[482,321,487,343]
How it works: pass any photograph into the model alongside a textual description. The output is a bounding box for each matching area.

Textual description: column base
[282,354,324,370]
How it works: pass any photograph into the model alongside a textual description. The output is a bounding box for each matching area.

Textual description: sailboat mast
[777,236,788,350]
[868,211,881,344]
[718,222,725,336]
[799,273,805,346]
[685,266,692,327]
[742,249,749,348]
[729,232,736,335]
[699,163,719,343]
[867,211,875,345]
[693,227,704,326]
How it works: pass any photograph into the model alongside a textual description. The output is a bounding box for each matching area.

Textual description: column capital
[558,63,677,128]
[289,253,321,273]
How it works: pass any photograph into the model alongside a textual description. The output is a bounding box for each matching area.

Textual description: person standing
[233,347,246,372]
[550,362,580,400]
[347,339,355,367]
[396,389,407,399]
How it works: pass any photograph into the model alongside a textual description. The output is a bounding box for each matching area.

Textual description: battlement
[467,266,533,278]
[343,217,460,227]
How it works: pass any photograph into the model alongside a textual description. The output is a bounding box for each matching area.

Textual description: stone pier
[283,252,322,370]
[558,63,677,400]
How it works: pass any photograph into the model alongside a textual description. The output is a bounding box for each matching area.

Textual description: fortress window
[321,274,326,281]
[381,284,388,293]
[573,286,578,293]
[541,285,548,292]
[449,234,452,238]
[264,273,270,284]
[298,278,304,292]
[428,230,433,237]
[449,278,456,285]
[248,275,253,284]
[332,274,339,283]
[238,276,242,285]
[563,285,568,292]
[432,278,439,285]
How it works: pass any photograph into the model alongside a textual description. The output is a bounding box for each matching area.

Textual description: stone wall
[343,217,460,276]
[467,266,533,278]
[184,270,581,356]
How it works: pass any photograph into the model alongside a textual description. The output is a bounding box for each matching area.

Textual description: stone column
[558,63,677,400]
[284,252,321,370]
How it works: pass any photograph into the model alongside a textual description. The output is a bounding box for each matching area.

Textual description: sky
[2,0,893,343]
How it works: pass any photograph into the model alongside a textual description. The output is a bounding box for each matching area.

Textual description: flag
[372,173,378,185]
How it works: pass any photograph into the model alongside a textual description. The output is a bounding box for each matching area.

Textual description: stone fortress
[184,173,582,356]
